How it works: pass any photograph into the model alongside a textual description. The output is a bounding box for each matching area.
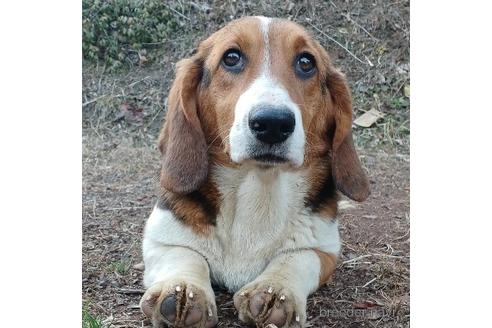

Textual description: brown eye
[221,49,244,73]
[295,52,316,78]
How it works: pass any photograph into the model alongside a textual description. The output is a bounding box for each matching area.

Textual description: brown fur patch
[157,17,369,231]
[268,19,369,211]
[158,178,221,234]
[304,158,339,218]
[196,17,265,165]
[157,18,268,231]
[326,70,370,202]
[314,249,338,285]
[159,56,209,195]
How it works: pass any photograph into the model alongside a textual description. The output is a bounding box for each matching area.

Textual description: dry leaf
[139,55,148,66]
[132,262,145,271]
[353,300,377,309]
[120,102,144,123]
[354,108,384,128]
[404,84,410,98]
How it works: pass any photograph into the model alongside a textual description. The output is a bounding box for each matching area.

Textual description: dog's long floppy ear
[327,68,370,202]
[158,56,208,194]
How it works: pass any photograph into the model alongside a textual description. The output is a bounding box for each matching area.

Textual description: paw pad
[140,282,218,328]
[234,283,304,328]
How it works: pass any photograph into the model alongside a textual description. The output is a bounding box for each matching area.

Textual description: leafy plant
[82,0,178,70]
[390,96,410,110]
[108,257,132,275]
[83,308,106,328]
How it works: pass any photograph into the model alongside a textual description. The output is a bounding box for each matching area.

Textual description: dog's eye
[221,49,244,73]
[223,50,241,66]
[295,52,316,79]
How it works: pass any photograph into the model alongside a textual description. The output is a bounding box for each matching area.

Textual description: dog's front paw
[140,281,218,328]
[233,281,306,328]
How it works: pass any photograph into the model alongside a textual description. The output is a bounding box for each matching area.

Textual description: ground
[82,1,409,327]
[83,134,409,328]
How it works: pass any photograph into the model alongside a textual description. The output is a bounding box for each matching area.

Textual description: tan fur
[314,249,338,285]
[157,17,369,229]
[159,180,220,234]
[144,17,369,327]
[197,18,266,163]
[159,56,208,195]
[268,19,369,210]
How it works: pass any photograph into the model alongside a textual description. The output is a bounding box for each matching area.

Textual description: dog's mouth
[230,142,297,167]
[252,153,288,165]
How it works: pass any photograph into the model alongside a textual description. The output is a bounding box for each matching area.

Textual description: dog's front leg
[140,243,218,328]
[234,249,337,328]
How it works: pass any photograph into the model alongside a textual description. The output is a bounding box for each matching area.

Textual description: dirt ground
[82,132,409,328]
[82,1,409,327]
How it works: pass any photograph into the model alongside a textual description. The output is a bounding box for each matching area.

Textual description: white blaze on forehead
[255,16,271,70]
[228,16,305,166]
[256,15,271,29]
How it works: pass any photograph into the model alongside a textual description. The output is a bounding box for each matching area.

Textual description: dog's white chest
[143,166,340,292]
[206,167,307,290]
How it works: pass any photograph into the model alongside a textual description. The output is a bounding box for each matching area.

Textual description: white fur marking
[142,19,343,324]
[256,16,271,70]
[229,17,306,166]
[143,166,340,293]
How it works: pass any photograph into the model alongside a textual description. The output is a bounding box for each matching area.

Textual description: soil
[82,1,409,326]
[82,133,409,327]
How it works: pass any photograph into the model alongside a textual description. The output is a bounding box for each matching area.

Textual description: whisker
[206,126,230,151]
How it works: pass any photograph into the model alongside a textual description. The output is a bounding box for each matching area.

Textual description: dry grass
[82,1,409,327]
[83,0,410,152]
[82,133,409,327]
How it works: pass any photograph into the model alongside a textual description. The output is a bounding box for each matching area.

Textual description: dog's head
[159,17,369,201]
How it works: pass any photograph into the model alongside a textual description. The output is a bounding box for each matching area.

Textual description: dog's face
[197,17,335,167]
[159,17,369,201]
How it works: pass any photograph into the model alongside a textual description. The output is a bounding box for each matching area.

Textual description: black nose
[249,107,295,144]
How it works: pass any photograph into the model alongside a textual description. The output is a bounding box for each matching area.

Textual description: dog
[139,16,370,328]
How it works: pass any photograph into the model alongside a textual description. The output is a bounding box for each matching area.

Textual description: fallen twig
[304,19,368,65]
[106,205,153,211]
[343,253,408,266]
[342,254,372,265]
[392,229,410,242]
[82,94,123,107]
[166,5,190,21]
[342,13,379,41]
[117,288,145,295]
[362,277,377,288]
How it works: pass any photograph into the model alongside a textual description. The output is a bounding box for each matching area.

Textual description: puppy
[140,16,369,328]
